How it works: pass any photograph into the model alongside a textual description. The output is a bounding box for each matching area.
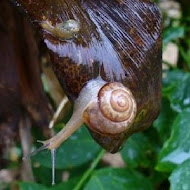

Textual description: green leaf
[19,178,79,190]
[178,44,190,70]
[163,26,185,46]
[156,110,190,172]
[163,70,190,112]
[84,168,153,190]
[19,182,47,190]
[120,133,155,168]
[169,159,190,190]
[33,126,101,169]
[153,98,177,142]
[32,165,62,186]
[52,177,80,190]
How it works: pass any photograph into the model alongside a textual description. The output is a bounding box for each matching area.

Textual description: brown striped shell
[83,82,137,135]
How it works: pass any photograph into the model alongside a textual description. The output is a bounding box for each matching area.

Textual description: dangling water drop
[51,149,56,186]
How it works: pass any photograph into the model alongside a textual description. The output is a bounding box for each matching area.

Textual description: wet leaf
[156,110,190,172]
[84,168,153,190]
[163,26,185,46]
[153,98,177,142]
[19,183,47,190]
[19,178,79,190]
[52,177,79,190]
[120,133,155,168]
[169,159,190,190]
[163,70,190,112]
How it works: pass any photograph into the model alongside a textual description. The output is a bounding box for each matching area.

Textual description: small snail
[14,0,162,185]
[29,79,137,151]
[41,19,80,40]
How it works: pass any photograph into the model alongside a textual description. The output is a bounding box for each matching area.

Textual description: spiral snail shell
[83,82,137,135]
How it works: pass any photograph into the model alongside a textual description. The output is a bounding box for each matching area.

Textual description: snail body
[15,0,162,153]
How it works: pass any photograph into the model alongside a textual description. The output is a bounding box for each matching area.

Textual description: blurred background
[0,0,190,189]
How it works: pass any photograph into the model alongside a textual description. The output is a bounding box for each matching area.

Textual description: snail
[13,0,162,185]
[29,79,137,151]
[41,19,80,40]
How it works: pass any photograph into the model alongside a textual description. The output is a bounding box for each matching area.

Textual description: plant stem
[73,149,106,190]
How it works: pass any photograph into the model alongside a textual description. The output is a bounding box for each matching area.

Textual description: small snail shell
[41,19,80,40]
[83,82,137,135]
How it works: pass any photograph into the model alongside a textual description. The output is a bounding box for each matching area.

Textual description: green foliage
[84,168,153,190]
[163,26,185,47]
[162,70,190,112]
[153,98,177,142]
[169,159,190,190]
[20,183,47,190]
[157,110,190,172]
[121,133,156,169]
[19,178,78,190]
